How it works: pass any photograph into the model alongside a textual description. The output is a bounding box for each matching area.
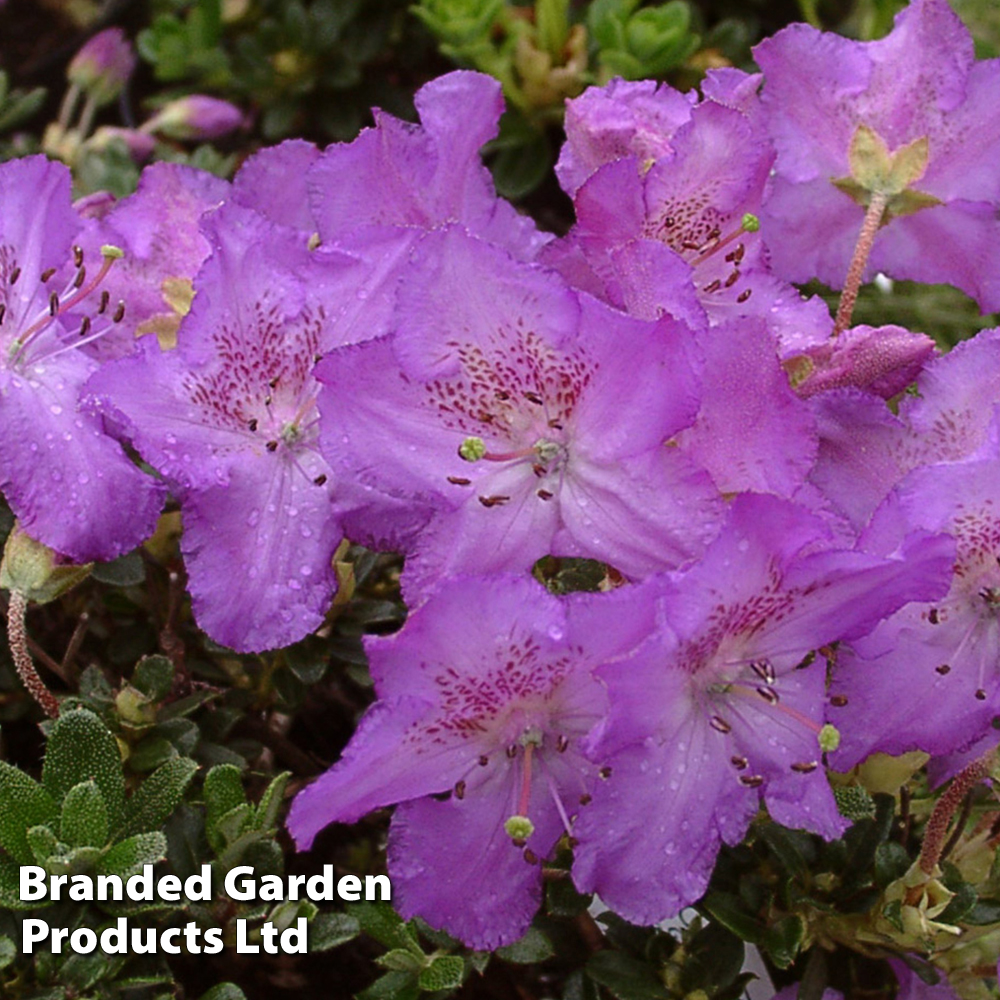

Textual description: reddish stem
[7,591,60,718]
[918,749,995,874]
[833,190,888,337]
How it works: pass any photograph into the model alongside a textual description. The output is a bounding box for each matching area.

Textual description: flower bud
[86,125,156,163]
[141,96,246,141]
[67,28,136,106]
[0,523,92,605]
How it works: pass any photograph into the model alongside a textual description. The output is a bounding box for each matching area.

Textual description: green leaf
[92,550,146,587]
[198,985,248,1000]
[131,655,174,701]
[963,899,1000,925]
[356,970,420,1000]
[120,756,199,838]
[762,915,805,970]
[43,708,125,830]
[0,853,34,909]
[418,954,465,991]
[495,925,554,963]
[0,935,16,970]
[758,822,814,879]
[0,760,58,864]
[309,911,360,951]
[377,949,424,973]
[254,771,290,832]
[128,735,177,772]
[488,130,552,200]
[204,763,247,852]
[586,951,669,1000]
[682,921,745,995]
[874,841,911,889]
[97,831,167,879]
[26,824,61,866]
[60,780,109,848]
[937,880,977,925]
[701,892,764,944]
[355,900,423,955]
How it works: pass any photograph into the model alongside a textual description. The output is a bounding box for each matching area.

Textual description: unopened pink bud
[789,325,936,400]
[88,125,156,162]
[67,28,136,105]
[141,96,246,141]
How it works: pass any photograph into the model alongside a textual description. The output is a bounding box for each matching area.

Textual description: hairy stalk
[919,750,996,874]
[6,591,60,718]
[833,190,888,336]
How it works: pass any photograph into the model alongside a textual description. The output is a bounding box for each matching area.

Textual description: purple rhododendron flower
[308,71,549,262]
[287,574,655,950]
[831,450,1000,766]
[545,73,831,351]
[755,0,1000,310]
[809,329,1000,532]
[316,225,721,599]
[86,202,378,652]
[0,155,165,561]
[571,494,953,925]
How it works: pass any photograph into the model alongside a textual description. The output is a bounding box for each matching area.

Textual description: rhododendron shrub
[2,1,1000,997]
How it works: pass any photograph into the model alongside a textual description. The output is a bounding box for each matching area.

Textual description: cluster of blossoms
[2,0,999,973]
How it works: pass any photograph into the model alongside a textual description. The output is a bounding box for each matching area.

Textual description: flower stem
[6,591,60,718]
[918,749,996,874]
[833,190,888,337]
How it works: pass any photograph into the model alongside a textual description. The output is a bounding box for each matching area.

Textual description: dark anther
[756,686,779,705]
[447,476,471,486]
[579,793,592,805]
[112,301,125,323]
[248,418,258,431]
[532,464,547,478]
[79,316,91,338]
[556,735,569,753]
[454,780,466,800]
[737,288,752,303]
[928,608,940,624]
[313,474,328,486]
[751,660,775,684]
[479,495,510,507]
[478,755,489,766]
[98,290,110,313]
[73,245,84,267]
[537,489,554,501]
[702,279,721,293]
[0,303,5,324]
[268,377,279,388]
[314,353,323,363]
[73,266,86,289]
[791,761,818,774]
[710,715,732,733]
[730,756,748,770]
[548,419,564,430]
[9,266,21,285]
[829,695,848,707]
[936,664,951,675]
[523,848,538,865]
[495,390,510,400]
[40,267,57,283]
[707,227,722,241]
[664,216,676,227]
[506,745,518,759]
[48,291,59,316]
[263,394,272,406]
[523,391,544,405]
[976,689,987,700]
[681,241,701,251]
[739,774,764,788]
[599,766,612,779]
[265,440,279,452]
